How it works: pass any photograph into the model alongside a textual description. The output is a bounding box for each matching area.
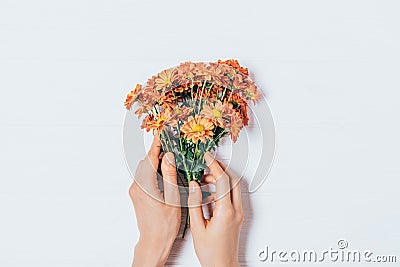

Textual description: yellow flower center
[212,108,222,118]
[164,78,171,85]
[192,124,204,133]
[157,117,166,125]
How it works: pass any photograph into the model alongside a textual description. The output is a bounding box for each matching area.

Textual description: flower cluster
[124,59,261,183]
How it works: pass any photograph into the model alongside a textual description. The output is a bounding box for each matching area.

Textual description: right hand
[188,152,244,267]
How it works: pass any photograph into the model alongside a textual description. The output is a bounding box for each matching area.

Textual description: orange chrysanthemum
[228,93,249,126]
[201,101,225,127]
[154,68,177,91]
[134,103,152,119]
[218,59,249,76]
[169,106,193,125]
[124,84,142,110]
[161,91,177,111]
[181,116,214,143]
[173,85,186,93]
[125,60,261,147]
[226,112,243,142]
[175,62,196,84]
[141,109,176,133]
[244,80,262,103]
[141,115,164,134]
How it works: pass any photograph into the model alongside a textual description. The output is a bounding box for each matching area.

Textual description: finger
[203,174,216,184]
[202,174,216,194]
[161,152,180,206]
[216,161,243,212]
[188,181,205,233]
[134,159,163,201]
[204,152,231,208]
[132,159,147,185]
[227,169,242,212]
[146,135,161,169]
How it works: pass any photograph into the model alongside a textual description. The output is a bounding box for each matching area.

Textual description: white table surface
[1,0,400,266]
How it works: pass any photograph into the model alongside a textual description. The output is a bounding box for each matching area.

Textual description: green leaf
[192,163,207,172]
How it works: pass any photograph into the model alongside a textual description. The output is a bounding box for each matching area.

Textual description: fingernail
[165,152,175,166]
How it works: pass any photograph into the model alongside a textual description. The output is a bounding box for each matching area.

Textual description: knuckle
[236,211,244,223]
[216,173,229,182]
[163,168,177,178]
[148,152,159,161]
[221,206,235,219]
[188,196,200,207]
[221,173,229,180]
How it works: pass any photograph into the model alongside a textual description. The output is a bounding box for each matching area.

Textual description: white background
[1,0,400,266]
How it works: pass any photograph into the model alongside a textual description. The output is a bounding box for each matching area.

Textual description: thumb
[161,152,179,205]
[188,181,205,233]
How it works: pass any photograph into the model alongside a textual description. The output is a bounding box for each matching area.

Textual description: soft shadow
[238,178,253,266]
[166,206,190,266]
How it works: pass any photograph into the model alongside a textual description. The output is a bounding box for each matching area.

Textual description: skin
[188,152,244,267]
[129,137,180,267]
[129,137,243,267]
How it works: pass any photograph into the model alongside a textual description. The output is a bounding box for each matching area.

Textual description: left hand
[129,136,181,267]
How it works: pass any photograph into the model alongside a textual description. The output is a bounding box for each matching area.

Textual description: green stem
[171,90,179,105]
[227,87,233,101]
[160,130,175,154]
[182,208,190,238]
[205,130,226,152]
[206,82,214,99]
[190,79,194,102]
[177,122,183,152]
[195,141,199,159]
[177,171,188,194]
[164,129,173,149]
[197,81,207,114]
[221,87,227,101]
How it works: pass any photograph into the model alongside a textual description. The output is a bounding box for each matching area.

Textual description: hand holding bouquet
[124,60,261,236]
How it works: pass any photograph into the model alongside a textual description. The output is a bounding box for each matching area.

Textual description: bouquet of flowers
[124,59,261,187]
[124,59,261,236]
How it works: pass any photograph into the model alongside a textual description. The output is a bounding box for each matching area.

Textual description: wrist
[213,258,240,267]
[132,238,170,267]
[201,258,240,267]
[213,261,240,267]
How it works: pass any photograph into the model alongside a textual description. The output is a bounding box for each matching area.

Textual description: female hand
[188,152,244,267]
[129,137,181,267]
